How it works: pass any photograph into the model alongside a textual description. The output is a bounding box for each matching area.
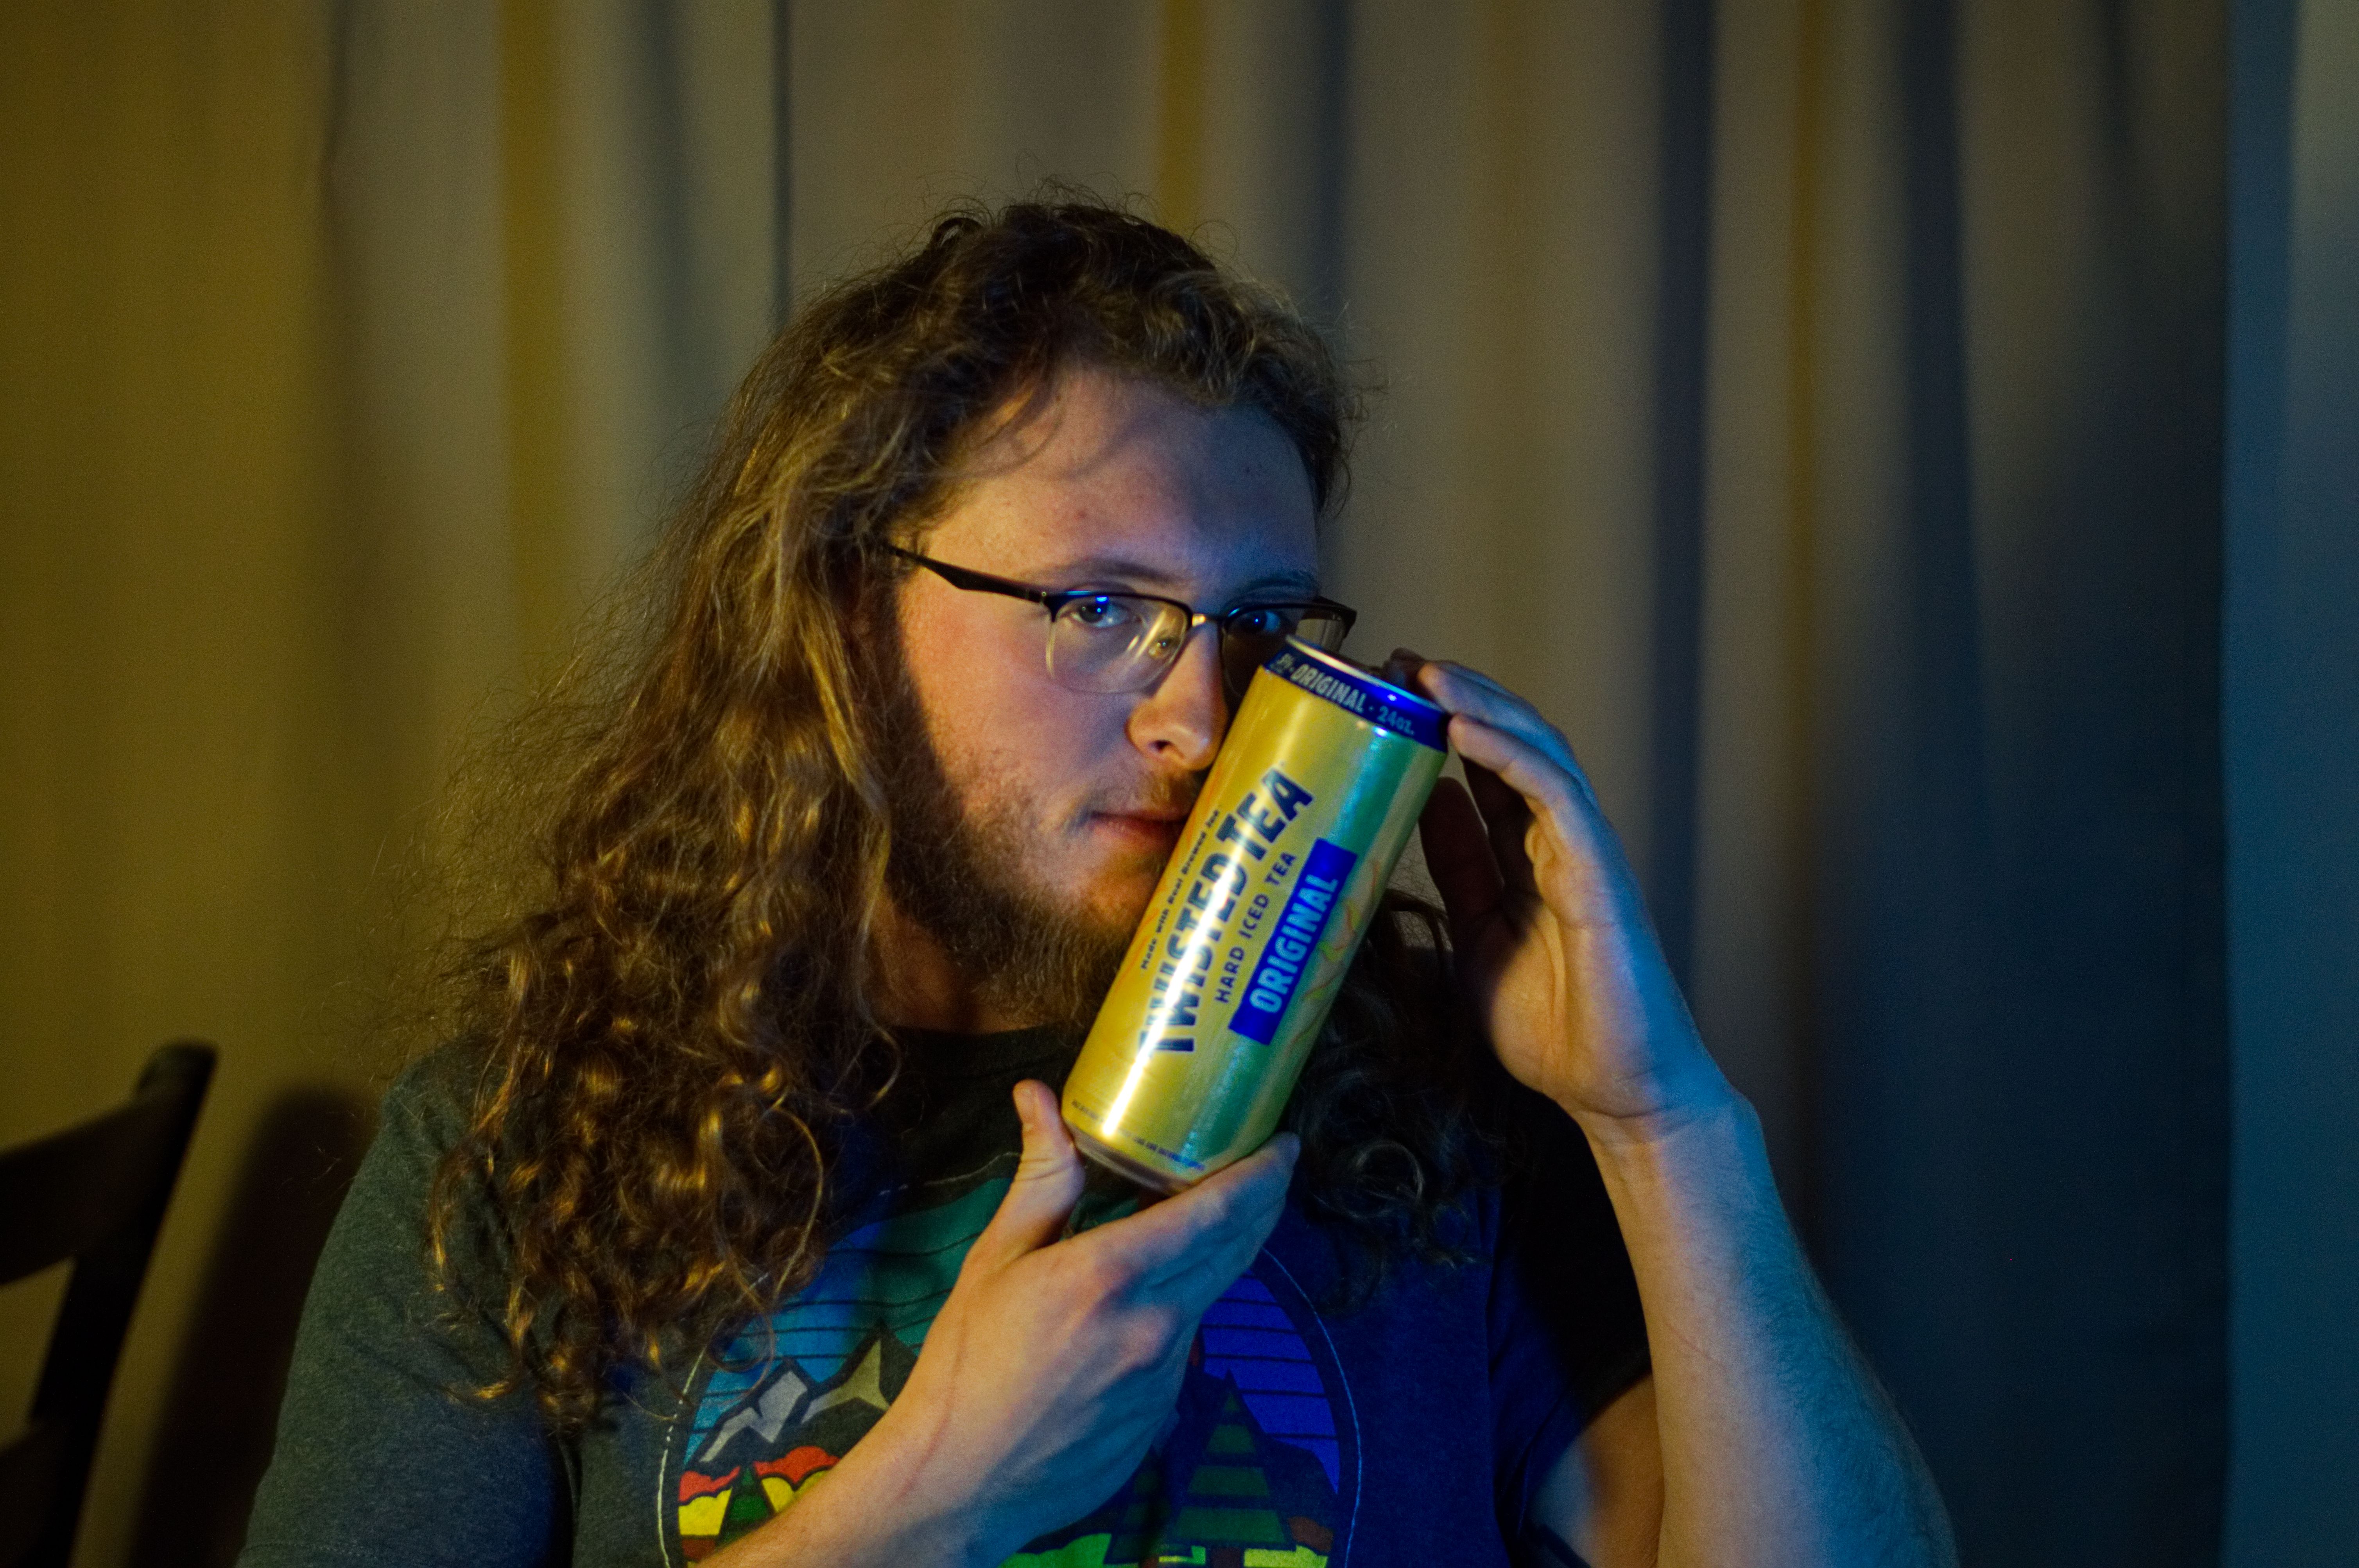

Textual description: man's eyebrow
[1234,567,1325,599]
[1051,555,1324,598]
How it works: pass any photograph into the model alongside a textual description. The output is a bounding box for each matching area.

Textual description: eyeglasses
[886,545,1357,698]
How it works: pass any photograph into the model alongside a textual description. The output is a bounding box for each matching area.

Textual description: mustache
[1091,774,1204,818]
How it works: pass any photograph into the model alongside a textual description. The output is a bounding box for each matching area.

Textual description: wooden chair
[0,1042,215,1568]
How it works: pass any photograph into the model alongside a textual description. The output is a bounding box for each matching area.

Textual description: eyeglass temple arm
[883,546,1061,609]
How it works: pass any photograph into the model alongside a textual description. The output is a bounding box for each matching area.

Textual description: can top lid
[1260,639,1451,752]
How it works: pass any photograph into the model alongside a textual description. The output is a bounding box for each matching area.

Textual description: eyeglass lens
[1043,596,1348,697]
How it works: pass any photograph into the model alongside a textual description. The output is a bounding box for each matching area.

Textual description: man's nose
[1127,622,1228,770]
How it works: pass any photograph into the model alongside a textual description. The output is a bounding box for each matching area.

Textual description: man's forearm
[1573,1089,1957,1568]
[702,1414,990,1568]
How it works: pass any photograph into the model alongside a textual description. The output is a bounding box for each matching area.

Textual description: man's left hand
[1392,650,1728,1133]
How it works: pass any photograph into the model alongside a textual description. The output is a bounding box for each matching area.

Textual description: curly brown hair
[427,197,1496,1428]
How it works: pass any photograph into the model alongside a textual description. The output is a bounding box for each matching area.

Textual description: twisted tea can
[1061,639,1450,1192]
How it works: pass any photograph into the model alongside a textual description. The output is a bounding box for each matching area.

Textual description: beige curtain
[1,4,2232,1564]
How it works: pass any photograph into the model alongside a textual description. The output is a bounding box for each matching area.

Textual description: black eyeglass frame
[884,544,1359,687]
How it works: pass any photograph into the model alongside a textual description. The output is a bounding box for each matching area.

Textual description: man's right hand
[712,1079,1297,1568]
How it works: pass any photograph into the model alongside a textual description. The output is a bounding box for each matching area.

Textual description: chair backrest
[0,1041,215,1568]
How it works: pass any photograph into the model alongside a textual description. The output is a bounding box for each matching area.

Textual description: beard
[868,635,1149,1030]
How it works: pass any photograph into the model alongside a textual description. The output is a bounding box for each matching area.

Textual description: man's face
[878,365,1322,1021]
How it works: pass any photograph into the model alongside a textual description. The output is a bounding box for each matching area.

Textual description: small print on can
[1061,638,1450,1193]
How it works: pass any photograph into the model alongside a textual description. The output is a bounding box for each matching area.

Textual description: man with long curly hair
[242,200,1955,1568]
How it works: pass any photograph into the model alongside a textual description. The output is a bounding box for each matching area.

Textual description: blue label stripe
[1262,642,1449,751]
[1230,838,1359,1044]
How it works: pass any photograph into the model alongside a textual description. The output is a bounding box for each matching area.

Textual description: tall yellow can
[1061,639,1450,1192]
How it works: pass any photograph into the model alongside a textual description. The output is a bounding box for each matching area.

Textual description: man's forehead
[1042,550,1323,598]
[932,369,1320,592]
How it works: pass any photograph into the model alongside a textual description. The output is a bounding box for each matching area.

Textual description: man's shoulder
[324,1040,499,1239]
[376,1038,494,1146]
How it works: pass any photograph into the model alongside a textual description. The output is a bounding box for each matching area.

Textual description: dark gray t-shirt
[238,1031,1646,1567]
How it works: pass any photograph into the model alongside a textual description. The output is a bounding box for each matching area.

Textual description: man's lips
[1092,808,1191,851]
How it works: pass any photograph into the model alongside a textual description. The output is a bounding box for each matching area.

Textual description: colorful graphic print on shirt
[663,1158,1360,1567]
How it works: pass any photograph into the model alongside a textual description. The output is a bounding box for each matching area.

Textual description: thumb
[960,1080,1086,1278]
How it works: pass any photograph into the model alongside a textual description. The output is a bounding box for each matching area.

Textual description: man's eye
[1067,596,1141,632]
[1230,606,1300,639]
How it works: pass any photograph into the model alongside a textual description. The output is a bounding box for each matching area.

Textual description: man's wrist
[830,1407,1004,1568]
[1560,1076,1760,1165]
[712,1405,998,1568]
